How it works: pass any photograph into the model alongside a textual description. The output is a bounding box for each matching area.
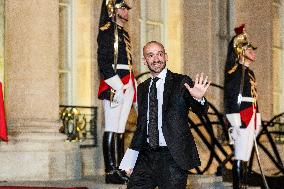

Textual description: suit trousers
[127,143,188,189]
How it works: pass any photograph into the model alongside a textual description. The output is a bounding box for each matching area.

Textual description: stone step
[0,175,261,189]
[187,175,261,189]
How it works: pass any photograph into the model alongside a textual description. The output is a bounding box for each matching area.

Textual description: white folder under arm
[119,148,139,171]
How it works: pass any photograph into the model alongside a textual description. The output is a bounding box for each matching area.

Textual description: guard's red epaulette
[99,22,111,31]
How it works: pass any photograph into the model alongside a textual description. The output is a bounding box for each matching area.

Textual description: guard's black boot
[103,132,127,184]
[233,160,246,189]
[116,133,129,182]
[242,161,248,189]
[116,133,125,165]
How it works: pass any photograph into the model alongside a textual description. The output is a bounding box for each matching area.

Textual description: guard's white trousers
[103,80,135,134]
[234,113,262,161]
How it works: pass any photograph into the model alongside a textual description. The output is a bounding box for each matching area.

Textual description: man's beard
[147,61,166,73]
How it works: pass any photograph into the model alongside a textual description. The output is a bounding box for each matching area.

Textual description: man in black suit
[119,41,211,189]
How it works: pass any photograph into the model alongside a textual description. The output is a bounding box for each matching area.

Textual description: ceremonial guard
[224,25,262,189]
[97,0,136,184]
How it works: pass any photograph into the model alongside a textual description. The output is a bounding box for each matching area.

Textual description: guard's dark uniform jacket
[97,22,135,101]
[224,62,259,127]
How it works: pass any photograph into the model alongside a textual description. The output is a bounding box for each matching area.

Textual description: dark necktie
[148,77,159,149]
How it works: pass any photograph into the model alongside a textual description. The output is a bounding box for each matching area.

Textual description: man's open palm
[184,73,211,100]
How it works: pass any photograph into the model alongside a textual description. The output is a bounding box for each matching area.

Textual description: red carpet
[0,187,88,189]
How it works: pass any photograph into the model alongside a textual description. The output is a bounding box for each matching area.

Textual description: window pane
[146,24,161,42]
[59,73,69,104]
[59,0,73,105]
[59,5,69,70]
[146,0,161,22]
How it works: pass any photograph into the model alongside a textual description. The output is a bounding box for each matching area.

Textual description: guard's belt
[242,97,256,103]
[112,64,130,70]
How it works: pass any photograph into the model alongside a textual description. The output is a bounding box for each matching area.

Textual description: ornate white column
[0,0,81,181]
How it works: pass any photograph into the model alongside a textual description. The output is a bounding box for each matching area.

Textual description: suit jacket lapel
[163,70,174,113]
[140,79,150,112]
[138,78,150,137]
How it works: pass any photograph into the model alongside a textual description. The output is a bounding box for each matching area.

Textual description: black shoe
[105,169,128,184]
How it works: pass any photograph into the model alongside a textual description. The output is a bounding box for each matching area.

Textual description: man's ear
[165,53,168,61]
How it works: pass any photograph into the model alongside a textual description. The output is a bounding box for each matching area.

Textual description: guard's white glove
[104,75,124,108]
[111,88,124,108]
[226,113,241,145]
[228,126,240,145]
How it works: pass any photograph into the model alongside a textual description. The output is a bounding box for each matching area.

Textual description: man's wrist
[193,97,205,105]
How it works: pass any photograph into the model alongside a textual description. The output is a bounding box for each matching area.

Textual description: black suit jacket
[129,70,209,170]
